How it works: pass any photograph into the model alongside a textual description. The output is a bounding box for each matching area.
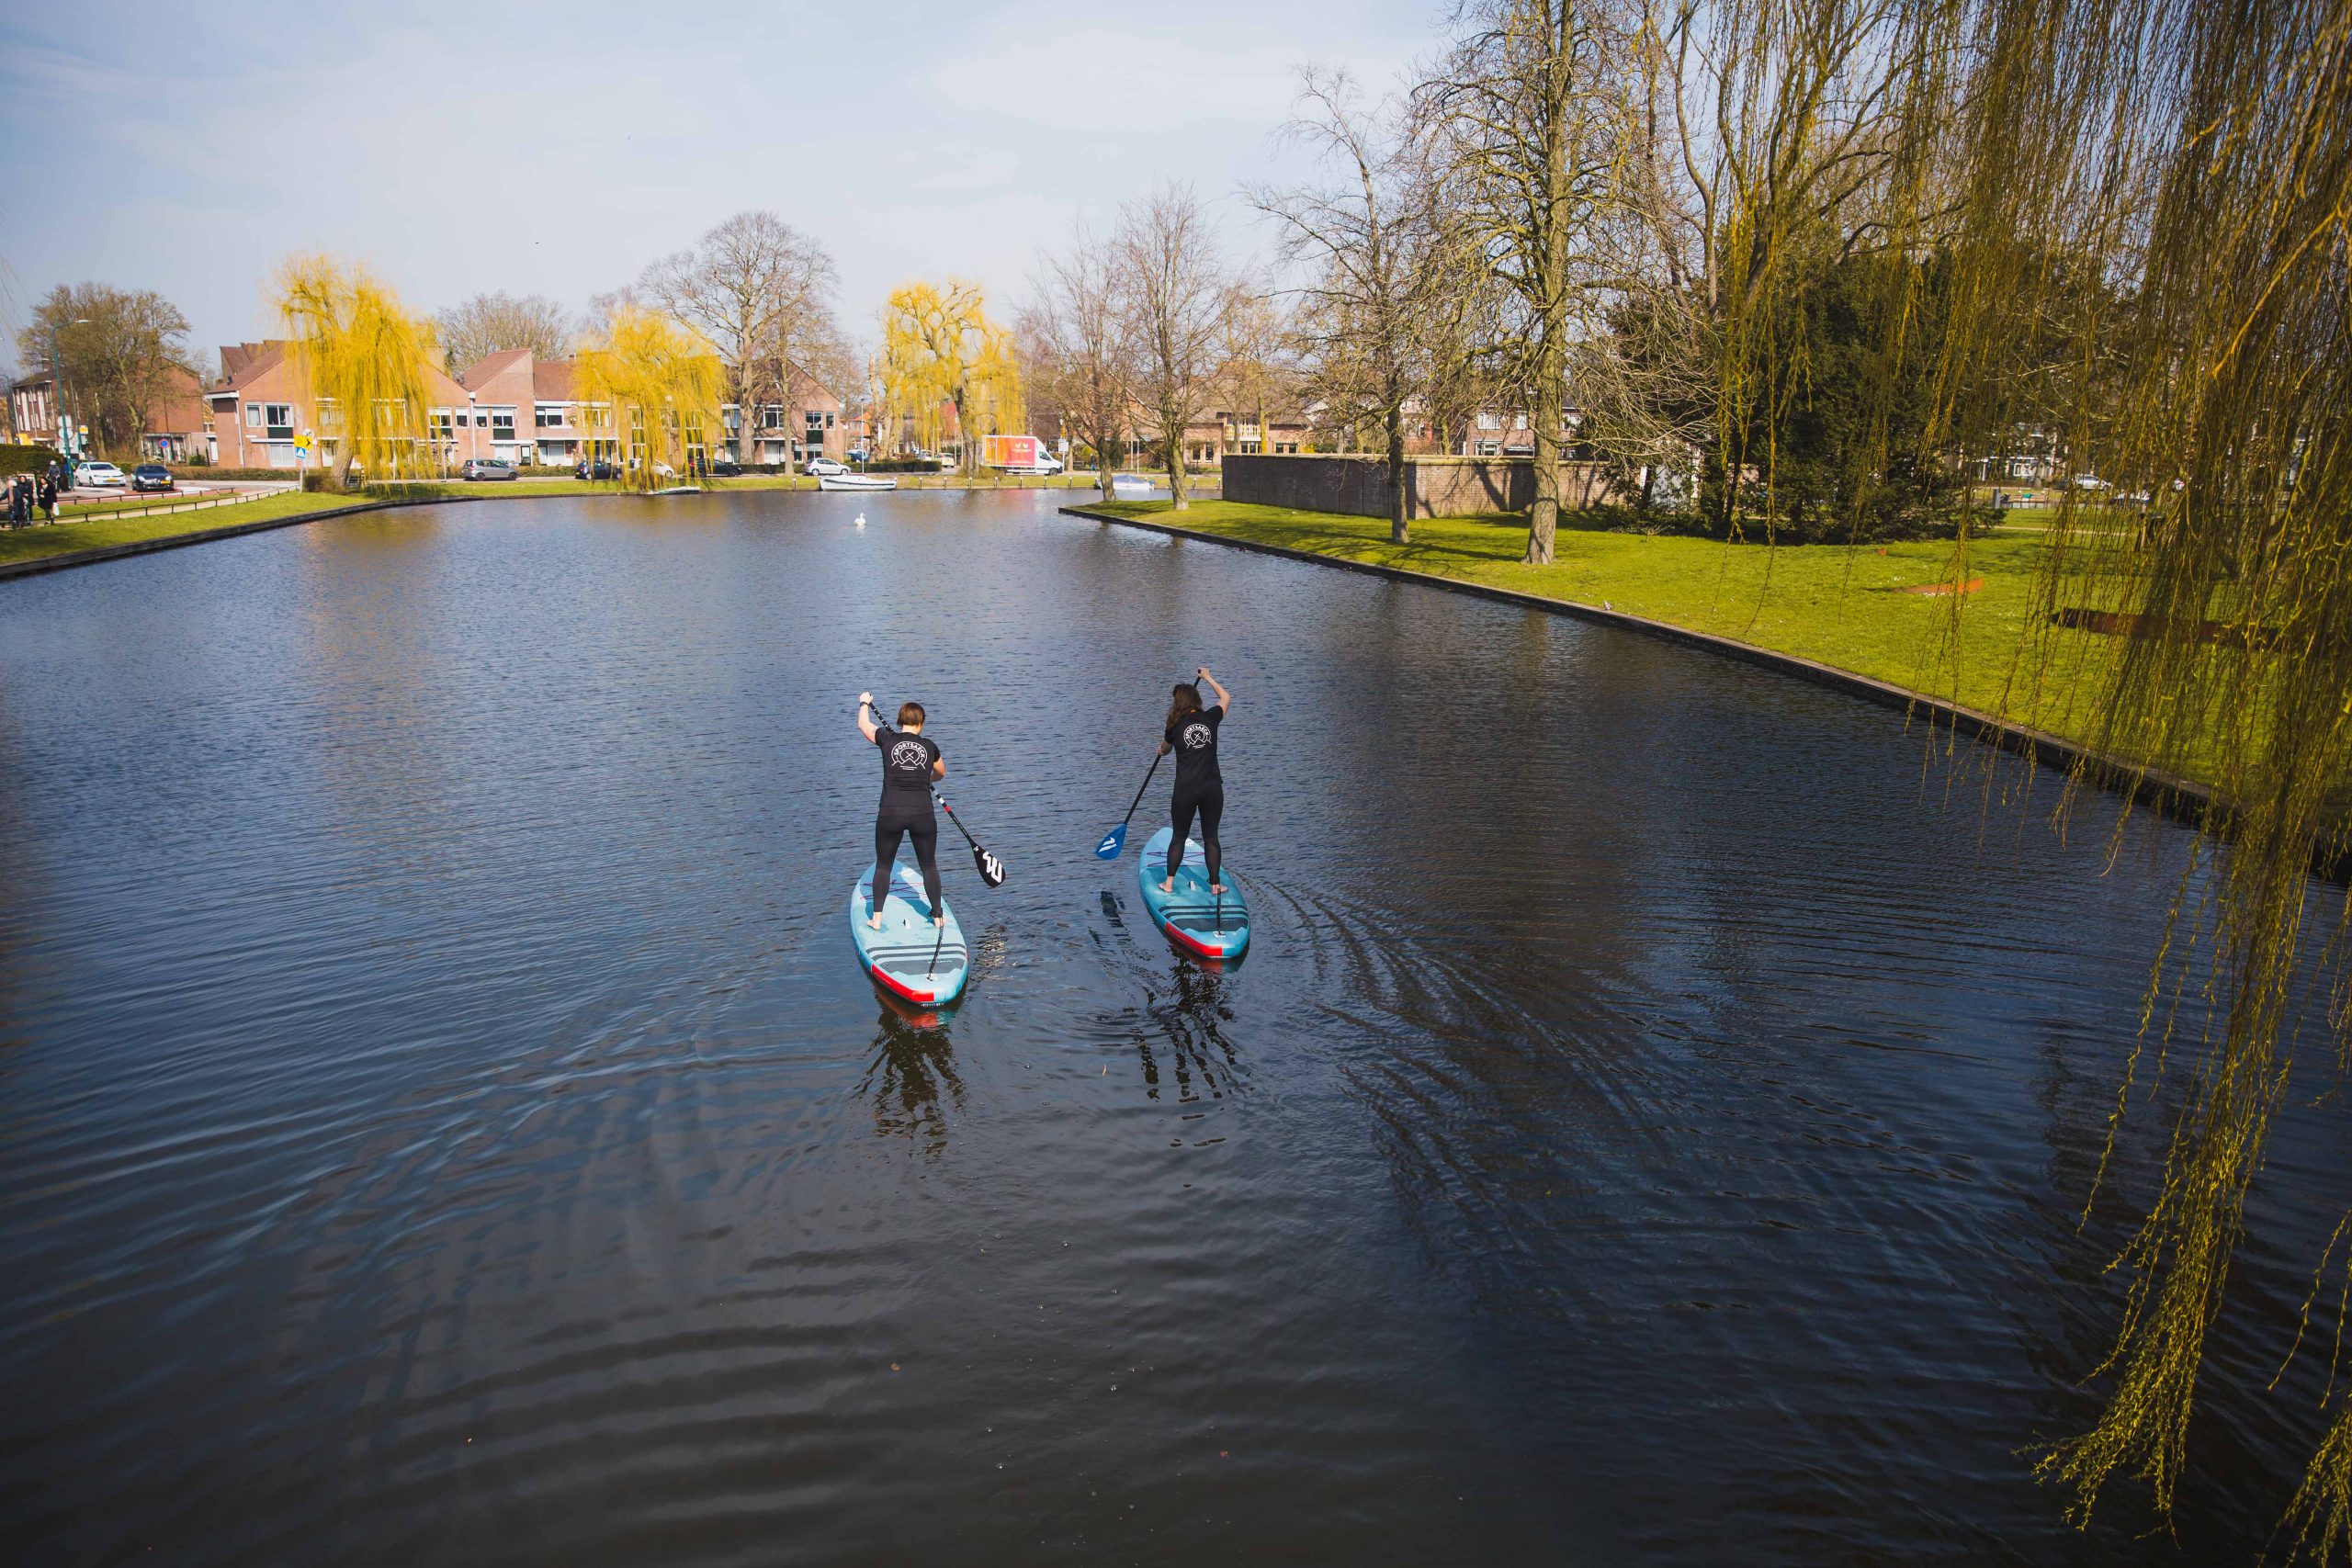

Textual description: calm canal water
[1,491,2340,1563]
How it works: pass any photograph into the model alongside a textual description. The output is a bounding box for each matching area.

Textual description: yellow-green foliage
[877,280,1022,468]
[572,306,727,491]
[275,255,444,485]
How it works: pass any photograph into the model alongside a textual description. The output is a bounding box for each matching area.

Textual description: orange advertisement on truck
[981,434,1063,474]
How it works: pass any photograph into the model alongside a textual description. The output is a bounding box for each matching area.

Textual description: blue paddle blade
[1094,823,1127,860]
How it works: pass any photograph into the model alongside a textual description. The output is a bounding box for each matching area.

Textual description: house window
[430,411,455,440]
[244,403,263,429]
[762,405,782,430]
[490,408,517,443]
[317,399,342,431]
[536,404,564,428]
[265,404,294,441]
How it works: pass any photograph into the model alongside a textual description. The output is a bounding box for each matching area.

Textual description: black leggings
[1168,784,1224,887]
[874,803,942,917]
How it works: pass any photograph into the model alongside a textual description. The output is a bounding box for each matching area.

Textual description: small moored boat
[820,473,898,491]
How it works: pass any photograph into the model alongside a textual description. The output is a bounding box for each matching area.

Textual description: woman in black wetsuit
[858,693,946,929]
[1159,667,1231,895]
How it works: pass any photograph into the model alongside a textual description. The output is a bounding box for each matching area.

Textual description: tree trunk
[1386,408,1409,547]
[1166,405,1189,510]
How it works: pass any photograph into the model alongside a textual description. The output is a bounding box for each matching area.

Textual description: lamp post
[466,390,480,465]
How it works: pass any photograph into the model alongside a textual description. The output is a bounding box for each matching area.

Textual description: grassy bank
[1079,499,2124,759]
[0,491,379,567]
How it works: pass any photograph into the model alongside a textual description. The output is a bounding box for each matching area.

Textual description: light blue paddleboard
[1136,825,1250,961]
[849,860,969,1005]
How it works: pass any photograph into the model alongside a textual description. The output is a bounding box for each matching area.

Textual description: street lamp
[466,390,480,464]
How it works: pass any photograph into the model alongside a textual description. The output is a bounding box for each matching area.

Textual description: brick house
[722,366,846,467]
[209,341,474,470]
[456,348,596,467]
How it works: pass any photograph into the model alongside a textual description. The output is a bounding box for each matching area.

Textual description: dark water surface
[1,491,2339,1563]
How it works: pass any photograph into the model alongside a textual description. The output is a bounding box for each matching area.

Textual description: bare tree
[20,284,193,457]
[1118,184,1229,510]
[1024,220,1136,496]
[1419,0,1637,563]
[433,292,578,375]
[638,212,840,462]
[1253,71,1478,544]
[1216,285,1295,472]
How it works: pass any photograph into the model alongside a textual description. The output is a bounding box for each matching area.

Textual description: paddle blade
[972,842,1007,887]
[1094,823,1127,860]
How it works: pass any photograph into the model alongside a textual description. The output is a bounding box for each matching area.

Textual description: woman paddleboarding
[859,693,946,929]
[1159,668,1230,894]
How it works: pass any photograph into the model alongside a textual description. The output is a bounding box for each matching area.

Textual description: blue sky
[4,0,1438,370]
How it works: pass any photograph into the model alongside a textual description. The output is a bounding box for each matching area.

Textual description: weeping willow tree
[1608,0,2352,1548]
[1935,0,2352,1548]
[572,306,727,491]
[275,256,444,487]
[877,280,1023,473]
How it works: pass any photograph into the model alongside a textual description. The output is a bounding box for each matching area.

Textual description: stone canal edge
[1054,502,2293,871]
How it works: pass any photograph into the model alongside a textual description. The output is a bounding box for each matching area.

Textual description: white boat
[649,484,704,496]
[820,473,898,491]
[1111,474,1156,495]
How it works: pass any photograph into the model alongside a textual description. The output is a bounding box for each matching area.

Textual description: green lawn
[1081,499,2125,756]
[0,491,381,567]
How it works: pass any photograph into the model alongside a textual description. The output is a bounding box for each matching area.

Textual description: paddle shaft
[1119,750,1163,830]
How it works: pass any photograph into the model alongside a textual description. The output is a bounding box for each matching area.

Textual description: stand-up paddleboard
[850,860,969,1006]
[1137,826,1250,961]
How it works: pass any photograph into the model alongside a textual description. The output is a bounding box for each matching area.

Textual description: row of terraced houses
[195,343,850,471]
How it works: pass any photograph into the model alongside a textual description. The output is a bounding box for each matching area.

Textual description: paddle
[1094,750,1162,860]
[936,796,1006,887]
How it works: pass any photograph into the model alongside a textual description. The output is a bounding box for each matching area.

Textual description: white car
[805,457,846,477]
[76,461,128,489]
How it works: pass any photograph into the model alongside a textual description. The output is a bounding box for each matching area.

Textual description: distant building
[141,367,211,462]
[722,366,846,467]
[8,372,61,448]
[457,349,593,468]
[209,340,474,470]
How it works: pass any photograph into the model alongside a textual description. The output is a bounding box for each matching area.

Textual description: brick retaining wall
[1221,454,1620,519]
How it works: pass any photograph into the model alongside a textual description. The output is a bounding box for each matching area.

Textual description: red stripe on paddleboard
[1160,919,1224,958]
[866,963,934,1005]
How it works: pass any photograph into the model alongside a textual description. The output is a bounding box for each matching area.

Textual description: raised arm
[857,692,879,743]
[1198,667,1231,715]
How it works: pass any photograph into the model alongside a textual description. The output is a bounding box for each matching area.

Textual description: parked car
[76,460,128,489]
[460,459,517,481]
[131,463,175,492]
[805,457,846,477]
[574,459,618,480]
[846,448,869,464]
[707,457,743,477]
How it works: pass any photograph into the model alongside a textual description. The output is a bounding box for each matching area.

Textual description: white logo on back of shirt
[1182,723,1213,750]
[890,740,930,772]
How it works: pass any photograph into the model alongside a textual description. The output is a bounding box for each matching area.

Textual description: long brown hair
[1165,682,1203,730]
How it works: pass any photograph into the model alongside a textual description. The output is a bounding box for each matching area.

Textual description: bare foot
[866,914,884,931]
[1210,884,1227,895]
[933,914,946,929]
[1159,878,1174,893]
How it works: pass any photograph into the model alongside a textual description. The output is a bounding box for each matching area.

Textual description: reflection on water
[0,489,2342,1566]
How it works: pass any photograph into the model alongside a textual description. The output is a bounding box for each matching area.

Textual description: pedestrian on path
[8,474,28,528]
[38,473,56,522]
